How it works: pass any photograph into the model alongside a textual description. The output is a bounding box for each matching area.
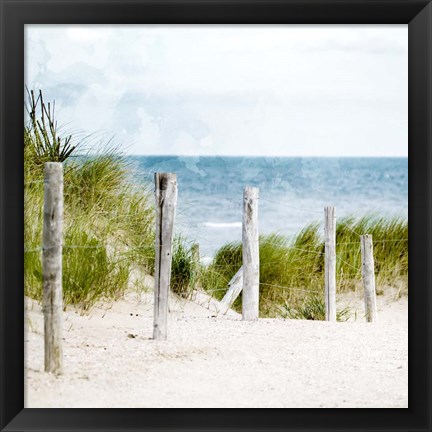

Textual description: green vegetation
[25,89,76,163]
[201,217,408,319]
[282,293,351,322]
[170,238,200,298]
[24,151,156,310]
[24,91,155,311]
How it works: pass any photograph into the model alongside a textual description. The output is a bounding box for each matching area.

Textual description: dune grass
[200,217,408,319]
[24,92,156,311]
[170,237,201,298]
[24,150,157,310]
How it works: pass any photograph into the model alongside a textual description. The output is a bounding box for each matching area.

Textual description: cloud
[24,24,408,156]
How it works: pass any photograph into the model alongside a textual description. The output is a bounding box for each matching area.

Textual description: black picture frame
[1,1,430,431]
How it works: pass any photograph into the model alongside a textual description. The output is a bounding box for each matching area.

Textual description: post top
[44,162,64,178]
[154,172,176,175]
[44,162,63,168]
[243,186,259,196]
[154,172,177,179]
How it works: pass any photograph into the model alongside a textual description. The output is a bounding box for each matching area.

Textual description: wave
[202,222,242,229]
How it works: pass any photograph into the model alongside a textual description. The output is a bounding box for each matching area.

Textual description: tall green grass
[24,151,156,310]
[201,217,407,319]
[170,237,200,298]
[24,91,156,311]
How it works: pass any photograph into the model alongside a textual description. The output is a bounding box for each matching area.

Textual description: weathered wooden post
[221,266,243,308]
[324,206,336,322]
[191,243,200,290]
[361,234,378,322]
[191,243,200,264]
[153,173,177,340]
[242,187,259,321]
[42,162,64,375]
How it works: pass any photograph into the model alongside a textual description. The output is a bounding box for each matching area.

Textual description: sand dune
[25,288,407,408]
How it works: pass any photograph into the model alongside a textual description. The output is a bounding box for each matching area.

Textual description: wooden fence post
[42,162,64,375]
[324,206,336,322]
[191,243,200,264]
[361,234,378,322]
[191,243,200,290]
[153,173,177,340]
[242,187,259,321]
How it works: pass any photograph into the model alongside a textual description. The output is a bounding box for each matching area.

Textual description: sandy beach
[24,285,408,408]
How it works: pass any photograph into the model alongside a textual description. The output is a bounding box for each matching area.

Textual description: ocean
[128,156,408,260]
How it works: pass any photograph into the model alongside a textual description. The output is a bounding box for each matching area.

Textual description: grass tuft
[170,237,197,298]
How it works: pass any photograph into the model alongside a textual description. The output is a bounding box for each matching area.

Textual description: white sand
[25,288,407,408]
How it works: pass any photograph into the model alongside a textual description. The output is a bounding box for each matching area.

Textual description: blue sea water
[128,156,408,260]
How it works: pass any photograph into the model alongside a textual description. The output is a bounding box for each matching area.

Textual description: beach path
[25,290,408,408]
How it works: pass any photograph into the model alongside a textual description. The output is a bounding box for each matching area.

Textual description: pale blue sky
[25,25,408,157]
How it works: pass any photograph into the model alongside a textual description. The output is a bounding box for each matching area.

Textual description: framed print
[1,0,431,431]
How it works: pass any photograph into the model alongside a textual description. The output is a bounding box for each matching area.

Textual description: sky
[25,25,408,157]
